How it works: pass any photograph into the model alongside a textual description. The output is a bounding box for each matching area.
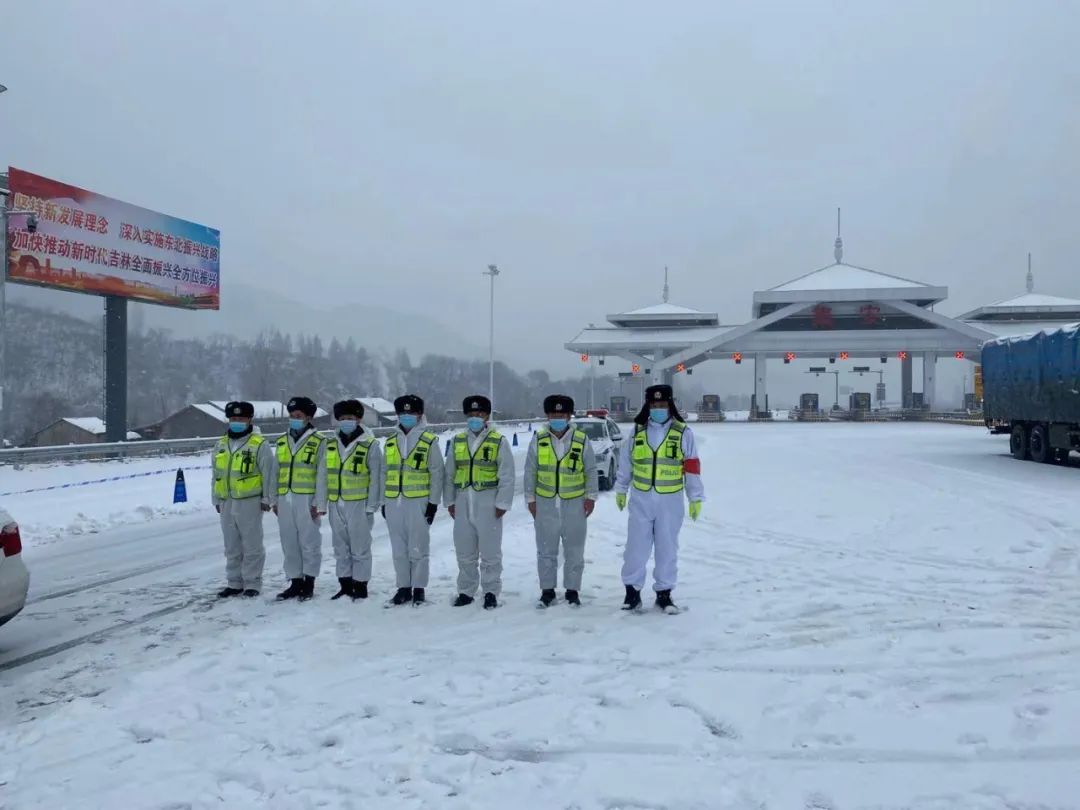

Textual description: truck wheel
[1029,424,1051,463]
[1010,424,1029,460]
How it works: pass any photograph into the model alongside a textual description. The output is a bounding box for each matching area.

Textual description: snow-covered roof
[355,397,396,414]
[623,303,707,316]
[567,325,736,351]
[768,263,931,292]
[607,302,720,328]
[989,292,1080,308]
[208,401,328,419]
[958,292,1080,322]
[192,403,228,423]
[62,417,140,440]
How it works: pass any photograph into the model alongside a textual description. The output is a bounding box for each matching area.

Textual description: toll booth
[849,392,872,412]
[698,394,722,422]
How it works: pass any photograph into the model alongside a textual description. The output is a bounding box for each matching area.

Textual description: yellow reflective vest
[631,421,686,494]
[534,428,587,499]
[214,434,265,500]
[453,430,502,492]
[326,437,374,502]
[384,430,437,499]
[276,431,325,495]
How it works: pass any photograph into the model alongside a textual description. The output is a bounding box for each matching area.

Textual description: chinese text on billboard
[5,167,220,310]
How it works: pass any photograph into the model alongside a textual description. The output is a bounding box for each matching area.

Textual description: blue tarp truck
[981,324,1080,463]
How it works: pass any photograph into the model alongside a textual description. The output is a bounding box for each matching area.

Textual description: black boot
[483,592,499,610]
[298,575,316,601]
[453,593,475,607]
[218,587,243,599]
[412,588,426,605]
[621,585,642,611]
[242,589,260,598]
[655,589,679,614]
[538,589,557,608]
[331,577,353,600]
[565,589,581,607]
[389,587,412,606]
[352,581,368,600]
[276,579,303,601]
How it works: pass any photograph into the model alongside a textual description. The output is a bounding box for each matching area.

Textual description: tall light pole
[483,264,500,409]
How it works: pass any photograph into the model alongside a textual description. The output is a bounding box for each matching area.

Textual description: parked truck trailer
[981,324,1080,463]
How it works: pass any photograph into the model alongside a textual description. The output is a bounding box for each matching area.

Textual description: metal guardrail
[0,420,530,467]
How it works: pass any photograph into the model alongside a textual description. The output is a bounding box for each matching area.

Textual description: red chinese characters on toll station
[812,304,834,329]
[860,304,882,326]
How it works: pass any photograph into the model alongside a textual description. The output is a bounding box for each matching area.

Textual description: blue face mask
[289,418,306,432]
[649,408,670,424]
[548,418,569,432]
[228,421,248,434]
[337,420,358,435]
[399,414,418,429]
[467,416,486,433]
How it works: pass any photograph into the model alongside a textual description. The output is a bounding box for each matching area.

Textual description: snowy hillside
[1,423,1078,809]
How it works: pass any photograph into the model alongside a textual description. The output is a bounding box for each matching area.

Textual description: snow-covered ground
[1,423,1079,809]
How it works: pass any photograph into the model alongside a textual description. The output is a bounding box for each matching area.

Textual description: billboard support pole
[104,295,128,443]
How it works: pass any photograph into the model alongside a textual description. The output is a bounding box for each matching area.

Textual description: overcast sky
[4,0,1079,376]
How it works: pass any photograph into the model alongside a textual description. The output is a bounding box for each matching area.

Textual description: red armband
[683,458,701,475]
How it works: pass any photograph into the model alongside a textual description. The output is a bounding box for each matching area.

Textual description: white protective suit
[327,429,384,582]
[443,426,516,597]
[383,419,445,589]
[211,430,275,592]
[524,427,598,592]
[273,427,329,580]
[614,417,705,592]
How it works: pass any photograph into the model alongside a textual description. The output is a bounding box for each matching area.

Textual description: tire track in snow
[27,554,201,604]
[0,595,212,673]
[433,737,1080,764]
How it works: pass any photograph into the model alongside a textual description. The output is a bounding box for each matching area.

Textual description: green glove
[688,500,702,521]
[615,492,627,511]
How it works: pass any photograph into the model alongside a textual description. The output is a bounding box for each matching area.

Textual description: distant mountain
[6,280,485,361]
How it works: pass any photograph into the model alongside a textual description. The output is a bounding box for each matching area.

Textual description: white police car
[572,411,626,491]
[0,505,29,628]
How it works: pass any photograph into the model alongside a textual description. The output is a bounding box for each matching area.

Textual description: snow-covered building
[146,401,331,440]
[956,259,1080,339]
[28,417,141,447]
[566,240,1076,413]
[353,397,398,428]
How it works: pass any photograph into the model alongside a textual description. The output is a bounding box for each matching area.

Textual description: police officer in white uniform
[614,384,704,614]
[212,401,274,598]
[327,399,383,601]
[382,394,444,606]
[444,395,515,609]
[524,394,597,607]
[274,396,328,601]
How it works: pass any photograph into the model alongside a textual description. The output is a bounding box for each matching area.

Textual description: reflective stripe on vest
[631,422,686,494]
[384,430,436,499]
[452,430,502,492]
[276,432,325,495]
[326,437,373,502]
[213,434,265,500]
[534,429,587,499]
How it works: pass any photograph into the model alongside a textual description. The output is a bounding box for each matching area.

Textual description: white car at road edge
[572,413,626,491]
[0,505,30,628]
